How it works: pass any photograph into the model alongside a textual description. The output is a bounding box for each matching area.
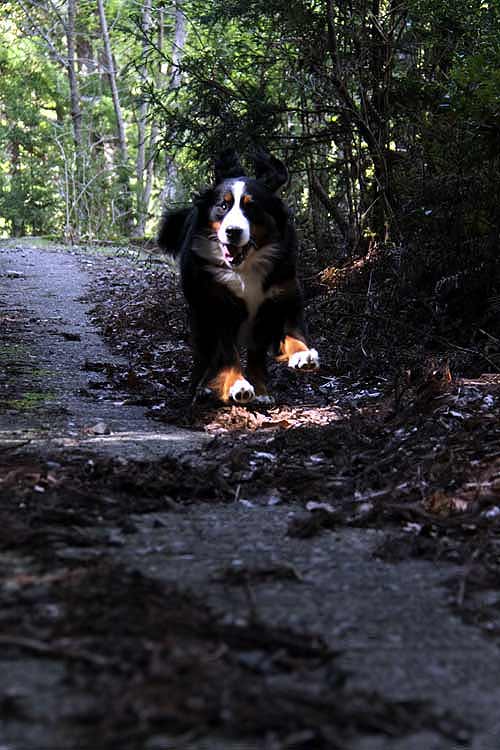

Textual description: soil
[1,239,500,750]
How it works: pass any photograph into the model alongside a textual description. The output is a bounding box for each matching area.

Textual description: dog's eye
[220,201,228,211]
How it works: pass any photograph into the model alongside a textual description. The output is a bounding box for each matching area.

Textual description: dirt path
[0,242,208,459]
[1,241,500,750]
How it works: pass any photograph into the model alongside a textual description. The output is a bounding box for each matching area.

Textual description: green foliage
[0,0,499,282]
[0,1,149,239]
[0,21,64,235]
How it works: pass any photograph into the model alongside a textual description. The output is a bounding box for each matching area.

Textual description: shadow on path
[0,242,499,750]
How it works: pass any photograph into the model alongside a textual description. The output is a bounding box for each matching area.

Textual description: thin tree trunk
[9,141,24,236]
[309,172,350,245]
[66,0,83,239]
[161,0,187,206]
[133,0,152,237]
[66,0,83,154]
[170,0,186,90]
[143,123,159,222]
[96,0,133,233]
[143,8,165,224]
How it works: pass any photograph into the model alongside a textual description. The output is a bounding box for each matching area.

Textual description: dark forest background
[1,0,499,373]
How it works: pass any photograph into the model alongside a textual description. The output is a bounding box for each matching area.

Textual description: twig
[0,635,112,667]
[478,328,500,347]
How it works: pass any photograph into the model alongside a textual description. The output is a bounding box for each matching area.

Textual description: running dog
[157,149,319,404]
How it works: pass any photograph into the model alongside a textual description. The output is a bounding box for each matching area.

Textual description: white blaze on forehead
[218,180,250,247]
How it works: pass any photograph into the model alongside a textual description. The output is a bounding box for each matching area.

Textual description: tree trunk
[66,0,84,239]
[66,0,83,155]
[133,0,153,237]
[143,8,165,228]
[96,0,133,233]
[161,0,187,206]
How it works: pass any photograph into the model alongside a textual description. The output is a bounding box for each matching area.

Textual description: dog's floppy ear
[157,207,193,256]
[253,148,288,192]
[214,149,245,183]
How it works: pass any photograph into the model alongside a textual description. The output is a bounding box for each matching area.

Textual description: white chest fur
[212,245,280,344]
[212,245,277,317]
[191,235,281,340]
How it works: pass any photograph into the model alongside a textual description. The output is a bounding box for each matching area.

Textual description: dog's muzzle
[221,239,255,267]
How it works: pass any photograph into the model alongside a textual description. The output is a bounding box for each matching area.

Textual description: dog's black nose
[225,226,243,242]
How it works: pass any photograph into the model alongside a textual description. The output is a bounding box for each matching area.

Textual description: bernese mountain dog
[157,149,319,405]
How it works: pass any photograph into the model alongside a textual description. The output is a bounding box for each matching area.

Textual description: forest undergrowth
[84,237,500,562]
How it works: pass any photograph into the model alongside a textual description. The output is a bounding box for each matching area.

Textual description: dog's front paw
[288,348,319,371]
[229,378,255,404]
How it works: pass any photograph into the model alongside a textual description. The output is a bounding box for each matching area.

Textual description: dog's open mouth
[220,240,255,267]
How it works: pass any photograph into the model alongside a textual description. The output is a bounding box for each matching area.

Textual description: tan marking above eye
[223,192,233,204]
[243,194,252,204]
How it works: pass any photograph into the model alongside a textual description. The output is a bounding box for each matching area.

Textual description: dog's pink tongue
[223,244,238,260]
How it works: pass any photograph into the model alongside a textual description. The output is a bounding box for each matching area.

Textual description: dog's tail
[157,207,193,257]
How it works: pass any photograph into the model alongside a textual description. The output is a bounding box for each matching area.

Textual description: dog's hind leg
[247,348,273,404]
[189,354,212,405]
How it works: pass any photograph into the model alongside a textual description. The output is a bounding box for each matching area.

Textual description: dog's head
[158,149,291,268]
[203,149,289,267]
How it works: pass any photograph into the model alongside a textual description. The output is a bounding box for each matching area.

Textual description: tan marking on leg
[209,366,245,403]
[276,335,308,363]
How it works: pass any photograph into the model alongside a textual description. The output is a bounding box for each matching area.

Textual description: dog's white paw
[229,378,255,404]
[288,349,319,370]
